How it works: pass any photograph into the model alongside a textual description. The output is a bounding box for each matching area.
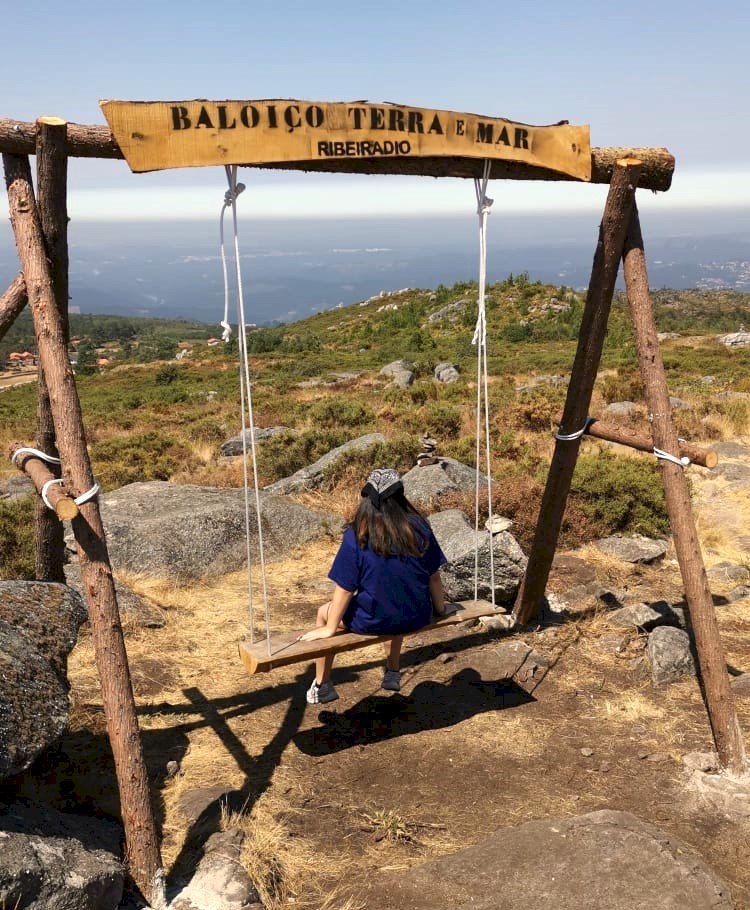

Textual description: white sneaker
[382,669,401,692]
[306,680,339,705]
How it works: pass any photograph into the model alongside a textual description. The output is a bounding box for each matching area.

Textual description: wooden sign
[100,99,591,180]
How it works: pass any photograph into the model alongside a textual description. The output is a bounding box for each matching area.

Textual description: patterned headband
[361,468,403,509]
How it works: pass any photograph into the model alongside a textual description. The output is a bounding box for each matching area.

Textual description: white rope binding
[11,447,61,467]
[74,482,100,505]
[554,417,594,441]
[472,160,496,607]
[654,447,691,468]
[219,165,272,654]
[41,478,64,510]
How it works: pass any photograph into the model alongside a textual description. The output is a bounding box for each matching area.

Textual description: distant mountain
[1,210,748,324]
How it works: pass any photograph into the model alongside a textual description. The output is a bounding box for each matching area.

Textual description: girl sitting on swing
[299,467,453,704]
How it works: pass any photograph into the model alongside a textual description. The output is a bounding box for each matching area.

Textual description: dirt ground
[16,526,750,910]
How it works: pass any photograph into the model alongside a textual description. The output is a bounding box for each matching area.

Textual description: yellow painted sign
[101,99,591,180]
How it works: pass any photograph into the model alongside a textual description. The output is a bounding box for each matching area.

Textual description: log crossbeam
[10,446,78,520]
[0,116,675,191]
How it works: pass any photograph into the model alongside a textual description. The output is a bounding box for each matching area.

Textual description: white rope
[41,478,64,510]
[219,165,272,655]
[654,447,691,468]
[74,482,100,505]
[11,447,61,467]
[554,417,594,441]
[472,160,496,607]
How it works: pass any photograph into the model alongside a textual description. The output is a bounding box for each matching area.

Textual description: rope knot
[477,195,494,217]
[224,182,246,207]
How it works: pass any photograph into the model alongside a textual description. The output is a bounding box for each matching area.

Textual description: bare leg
[314,601,337,684]
[383,636,403,671]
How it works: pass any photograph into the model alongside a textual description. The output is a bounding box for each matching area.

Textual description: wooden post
[513,159,642,625]
[35,117,69,582]
[623,204,747,775]
[2,152,166,906]
[554,413,718,469]
[10,447,79,521]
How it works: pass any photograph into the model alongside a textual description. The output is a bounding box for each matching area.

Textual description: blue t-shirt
[328,520,447,635]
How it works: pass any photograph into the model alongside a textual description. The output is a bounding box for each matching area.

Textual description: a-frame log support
[513,158,641,624]
[622,205,746,775]
[34,117,68,582]
[0,273,27,341]
[2,152,166,906]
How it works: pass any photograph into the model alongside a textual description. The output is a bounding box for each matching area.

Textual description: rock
[265,433,386,494]
[608,603,664,630]
[402,457,489,508]
[172,829,260,910]
[176,787,236,826]
[220,426,291,457]
[707,562,750,584]
[0,800,124,910]
[712,462,750,486]
[595,535,667,564]
[427,300,468,323]
[85,482,338,580]
[485,516,512,534]
[581,747,594,757]
[688,769,750,822]
[434,362,460,383]
[491,642,531,679]
[477,613,515,632]
[699,375,714,384]
[429,509,526,603]
[380,359,415,377]
[645,752,671,763]
[712,441,750,458]
[391,369,414,388]
[604,400,638,417]
[0,582,86,779]
[682,751,719,773]
[647,626,696,685]
[514,648,550,693]
[373,809,733,910]
[0,474,34,501]
[718,329,750,347]
[669,396,687,409]
[728,585,750,602]
[658,332,681,341]
[731,673,750,695]
[63,562,167,629]
[0,581,86,678]
[166,760,180,778]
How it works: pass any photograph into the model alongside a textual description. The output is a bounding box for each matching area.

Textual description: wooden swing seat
[239,599,510,675]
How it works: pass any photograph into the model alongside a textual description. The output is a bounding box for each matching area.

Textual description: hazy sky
[2,0,749,219]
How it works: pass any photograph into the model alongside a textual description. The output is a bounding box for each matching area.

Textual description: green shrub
[308,396,374,429]
[155,364,179,385]
[571,451,668,538]
[90,431,199,489]
[0,496,35,580]
[423,402,463,439]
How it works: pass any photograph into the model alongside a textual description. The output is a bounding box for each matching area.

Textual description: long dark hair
[352,491,430,557]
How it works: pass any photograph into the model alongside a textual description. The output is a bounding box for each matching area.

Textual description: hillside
[3,279,750,581]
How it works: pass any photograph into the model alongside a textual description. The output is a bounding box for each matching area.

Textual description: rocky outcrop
[0,582,86,780]
[220,426,291,457]
[172,829,261,910]
[429,509,526,603]
[75,481,339,581]
[265,433,386,495]
[372,810,733,909]
[0,800,124,910]
[595,535,667,564]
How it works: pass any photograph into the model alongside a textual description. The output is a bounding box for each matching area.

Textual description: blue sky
[2,0,749,219]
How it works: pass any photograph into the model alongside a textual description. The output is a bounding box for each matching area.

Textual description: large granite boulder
[370,810,733,910]
[0,582,86,780]
[265,433,386,495]
[0,800,124,910]
[402,457,488,508]
[429,509,526,602]
[78,482,339,581]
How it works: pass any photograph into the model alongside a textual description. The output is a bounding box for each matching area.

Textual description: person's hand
[298,626,336,643]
